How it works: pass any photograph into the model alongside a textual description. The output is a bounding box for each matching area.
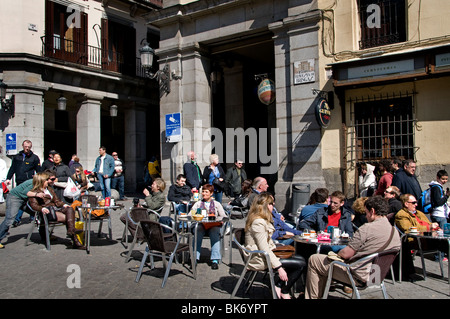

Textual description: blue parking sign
[165,113,182,142]
[6,133,16,153]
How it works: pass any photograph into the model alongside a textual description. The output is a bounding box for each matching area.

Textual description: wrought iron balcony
[41,35,147,77]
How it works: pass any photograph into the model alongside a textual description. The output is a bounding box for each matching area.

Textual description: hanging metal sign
[315,97,331,128]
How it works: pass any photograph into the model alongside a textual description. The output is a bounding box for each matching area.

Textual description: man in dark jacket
[183,151,202,192]
[168,174,192,213]
[298,190,354,237]
[392,159,422,207]
[225,159,247,197]
[6,139,41,186]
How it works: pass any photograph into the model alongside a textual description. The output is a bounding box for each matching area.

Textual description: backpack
[421,185,443,213]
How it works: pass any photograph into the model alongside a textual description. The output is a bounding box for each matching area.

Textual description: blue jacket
[298,206,354,237]
[93,154,115,177]
[272,210,302,240]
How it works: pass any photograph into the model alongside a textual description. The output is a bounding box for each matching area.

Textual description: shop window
[352,96,415,161]
[357,0,407,49]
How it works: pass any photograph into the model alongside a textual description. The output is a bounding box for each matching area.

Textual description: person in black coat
[183,151,202,192]
[6,140,41,186]
[202,154,226,203]
[168,174,192,213]
[392,159,422,208]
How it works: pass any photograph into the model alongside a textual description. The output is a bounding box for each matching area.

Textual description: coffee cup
[410,226,418,233]
[310,230,316,238]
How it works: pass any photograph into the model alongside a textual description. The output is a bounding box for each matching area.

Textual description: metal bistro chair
[322,249,399,299]
[122,206,165,262]
[397,225,445,282]
[135,220,195,288]
[231,228,278,299]
[24,201,65,251]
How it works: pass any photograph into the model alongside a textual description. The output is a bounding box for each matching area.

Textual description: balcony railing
[41,35,146,77]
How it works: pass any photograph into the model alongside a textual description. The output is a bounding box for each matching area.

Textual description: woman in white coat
[359,163,377,197]
[244,192,306,299]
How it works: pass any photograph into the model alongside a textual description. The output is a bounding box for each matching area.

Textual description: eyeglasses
[112,154,118,156]
[49,177,56,181]
[407,201,418,205]
[384,190,393,194]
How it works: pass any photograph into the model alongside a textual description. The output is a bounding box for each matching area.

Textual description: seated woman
[71,166,88,200]
[28,171,85,249]
[395,193,440,281]
[189,184,227,270]
[120,178,166,236]
[223,179,253,212]
[244,193,306,299]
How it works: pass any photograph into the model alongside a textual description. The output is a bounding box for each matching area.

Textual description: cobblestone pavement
[0,198,448,304]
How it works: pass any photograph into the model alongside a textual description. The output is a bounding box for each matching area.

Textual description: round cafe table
[293,234,350,254]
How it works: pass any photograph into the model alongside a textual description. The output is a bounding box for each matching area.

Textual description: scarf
[199,200,216,216]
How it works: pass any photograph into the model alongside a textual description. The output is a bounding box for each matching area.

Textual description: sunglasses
[408,201,418,205]
[49,177,56,181]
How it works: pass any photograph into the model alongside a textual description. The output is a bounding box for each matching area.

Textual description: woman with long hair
[28,171,85,249]
[244,193,306,299]
[71,165,88,199]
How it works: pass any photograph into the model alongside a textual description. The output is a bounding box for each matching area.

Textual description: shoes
[12,221,20,228]
[343,286,353,294]
[211,261,219,270]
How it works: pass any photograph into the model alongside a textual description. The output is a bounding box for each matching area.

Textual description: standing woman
[51,153,73,203]
[244,193,306,299]
[28,172,85,249]
[202,154,225,203]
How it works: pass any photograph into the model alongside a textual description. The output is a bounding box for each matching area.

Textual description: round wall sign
[257,79,276,105]
[315,97,331,128]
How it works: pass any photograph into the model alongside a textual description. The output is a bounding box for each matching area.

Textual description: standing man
[111,152,126,201]
[5,139,41,186]
[392,159,422,208]
[225,159,247,197]
[183,151,202,193]
[92,146,115,199]
[305,196,401,299]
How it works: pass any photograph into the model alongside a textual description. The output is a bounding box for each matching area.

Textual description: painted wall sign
[347,59,414,79]
[315,98,331,128]
[294,59,315,84]
[257,78,276,105]
[436,53,450,67]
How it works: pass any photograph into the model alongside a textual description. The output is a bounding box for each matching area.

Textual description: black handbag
[212,177,226,192]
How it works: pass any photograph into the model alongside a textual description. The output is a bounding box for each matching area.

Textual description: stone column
[159,44,212,185]
[76,95,102,172]
[124,105,147,192]
[269,12,326,213]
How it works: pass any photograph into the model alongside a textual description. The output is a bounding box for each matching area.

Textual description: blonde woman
[202,154,225,203]
[71,165,88,198]
[244,193,306,299]
[28,171,85,249]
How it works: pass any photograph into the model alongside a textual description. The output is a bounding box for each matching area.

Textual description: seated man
[168,174,192,214]
[272,206,302,245]
[305,196,401,299]
[298,190,354,237]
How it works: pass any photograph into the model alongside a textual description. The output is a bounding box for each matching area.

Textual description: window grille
[347,93,418,167]
[357,0,406,49]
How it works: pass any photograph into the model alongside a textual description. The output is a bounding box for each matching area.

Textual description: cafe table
[401,230,450,285]
[81,203,124,254]
[293,234,350,254]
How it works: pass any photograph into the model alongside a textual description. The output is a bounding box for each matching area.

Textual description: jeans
[431,215,448,229]
[194,224,221,261]
[0,195,25,240]
[111,175,125,199]
[97,174,111,199]
[213,191,223,204]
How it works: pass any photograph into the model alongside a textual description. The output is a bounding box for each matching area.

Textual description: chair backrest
[233,228,247,262]
[370,249,399,284]
[140,220,166,253]
[130,207,152,239]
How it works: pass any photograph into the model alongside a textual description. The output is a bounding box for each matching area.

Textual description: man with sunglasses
[0,171,50,248]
